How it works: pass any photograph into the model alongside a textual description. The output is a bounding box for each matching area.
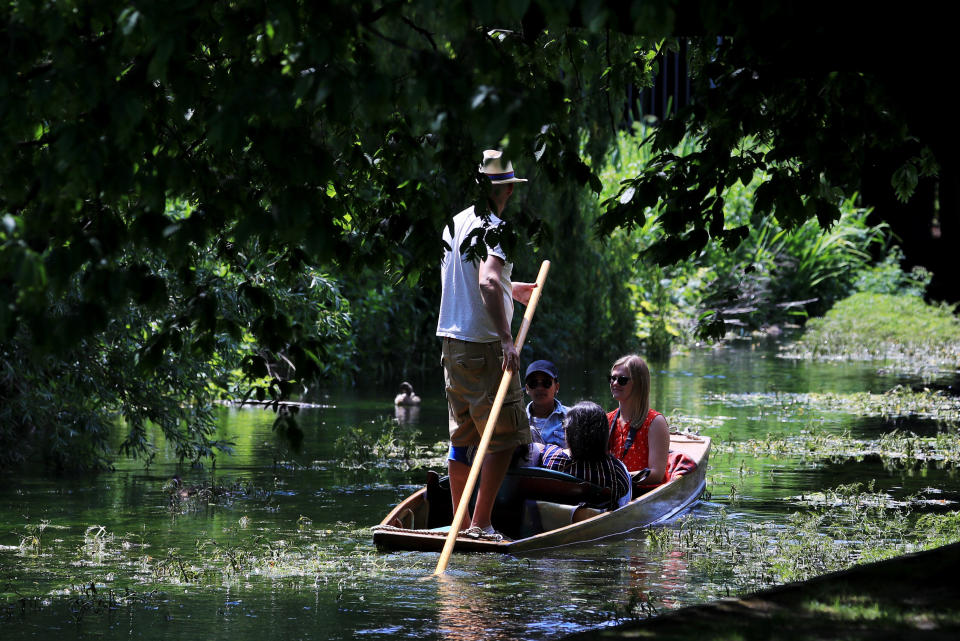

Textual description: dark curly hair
[563,401,609,462]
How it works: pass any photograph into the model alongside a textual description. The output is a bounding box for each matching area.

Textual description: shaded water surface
[2,340,959,640]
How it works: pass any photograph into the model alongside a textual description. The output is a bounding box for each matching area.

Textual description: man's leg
[470,447,513,530]
[448,458,471,526]
[443,338,526,532]
[442,338,476,529]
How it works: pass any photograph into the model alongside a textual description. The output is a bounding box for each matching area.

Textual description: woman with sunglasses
[607,354,670,484]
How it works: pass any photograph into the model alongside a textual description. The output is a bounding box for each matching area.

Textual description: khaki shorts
[442,337,531,454]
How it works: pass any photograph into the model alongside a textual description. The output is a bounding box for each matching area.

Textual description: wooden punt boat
[373,433,710,553]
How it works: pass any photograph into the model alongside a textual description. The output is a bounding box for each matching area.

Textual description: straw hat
[478,149,528,184]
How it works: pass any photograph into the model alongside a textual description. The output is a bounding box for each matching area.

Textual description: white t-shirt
[436,206,513,343]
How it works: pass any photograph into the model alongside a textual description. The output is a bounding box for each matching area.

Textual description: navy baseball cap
[525,360,558,381]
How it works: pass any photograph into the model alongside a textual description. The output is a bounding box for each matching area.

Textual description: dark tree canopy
[1,1,650,350]
[1,1,953,468]
[599,5,955,304]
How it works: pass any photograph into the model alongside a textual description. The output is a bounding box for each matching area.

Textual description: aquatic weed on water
[334,416,435,470]
[16,520,50,557]
[81,526,112,560]
[605,586,662,623]
[641,491,960,598]
[718,425,960,469]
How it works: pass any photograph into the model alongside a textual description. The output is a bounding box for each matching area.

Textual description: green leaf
[814,198,841,228]
[891,162,918,203]
[588,172,602,195]
[147,38,175,82]
[653,117,685,151]
[754,181,776,216]
[118,8,140,36]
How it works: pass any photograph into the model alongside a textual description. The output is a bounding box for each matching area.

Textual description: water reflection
[435,574,504,641]
[625,547,690,611]
[3,340,959,641]
[395,403,422,425]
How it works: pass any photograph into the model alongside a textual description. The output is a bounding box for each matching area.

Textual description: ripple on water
[2,344,960,639]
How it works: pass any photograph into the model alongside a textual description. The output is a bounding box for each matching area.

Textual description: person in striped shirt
[540,401,632,509]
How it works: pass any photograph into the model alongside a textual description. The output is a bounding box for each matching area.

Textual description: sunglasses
[609,375,631,385]
[526,377,554,389]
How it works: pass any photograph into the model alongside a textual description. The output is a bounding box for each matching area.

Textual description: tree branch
[605,29,617,135]
[361,23,419,53]
[16,60,54,82]
[401,15,437,51]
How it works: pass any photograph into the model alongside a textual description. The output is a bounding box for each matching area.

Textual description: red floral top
[607,408,662,472]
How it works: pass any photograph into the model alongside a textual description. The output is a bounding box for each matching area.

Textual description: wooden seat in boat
[424,467,611,538]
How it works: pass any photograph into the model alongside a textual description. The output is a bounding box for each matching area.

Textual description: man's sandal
[460,525,511,542]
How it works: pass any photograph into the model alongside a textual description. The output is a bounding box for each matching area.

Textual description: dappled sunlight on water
[2,341,959,639]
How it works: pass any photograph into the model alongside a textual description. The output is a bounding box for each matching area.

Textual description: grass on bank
[784,292,960,375]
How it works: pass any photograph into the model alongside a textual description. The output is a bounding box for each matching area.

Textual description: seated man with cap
[524,359,568,448]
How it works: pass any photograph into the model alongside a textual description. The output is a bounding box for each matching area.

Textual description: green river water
[2,338,958,640]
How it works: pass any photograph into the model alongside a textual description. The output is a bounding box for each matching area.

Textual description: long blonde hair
[612,354,650,424]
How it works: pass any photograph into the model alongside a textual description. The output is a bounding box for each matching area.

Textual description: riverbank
[566,542,960,640]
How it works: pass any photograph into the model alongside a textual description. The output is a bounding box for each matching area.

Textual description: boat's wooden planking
[373,435,710,554]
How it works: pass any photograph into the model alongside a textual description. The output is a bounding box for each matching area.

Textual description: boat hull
[373,435,710,554]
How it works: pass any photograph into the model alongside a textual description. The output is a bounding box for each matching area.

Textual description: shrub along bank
[593,126,936,357]
[346,125,938,377]
[785,292,960,377]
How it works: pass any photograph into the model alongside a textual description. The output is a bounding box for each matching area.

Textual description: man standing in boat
[436,149,536,540]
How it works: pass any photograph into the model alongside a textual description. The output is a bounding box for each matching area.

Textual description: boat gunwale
[373,435,711,554]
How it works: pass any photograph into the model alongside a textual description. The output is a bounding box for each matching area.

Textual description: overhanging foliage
[1,1,950,468]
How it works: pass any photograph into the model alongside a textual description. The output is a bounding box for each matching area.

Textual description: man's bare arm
[478,255,519,372]
[512,282,537,305]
